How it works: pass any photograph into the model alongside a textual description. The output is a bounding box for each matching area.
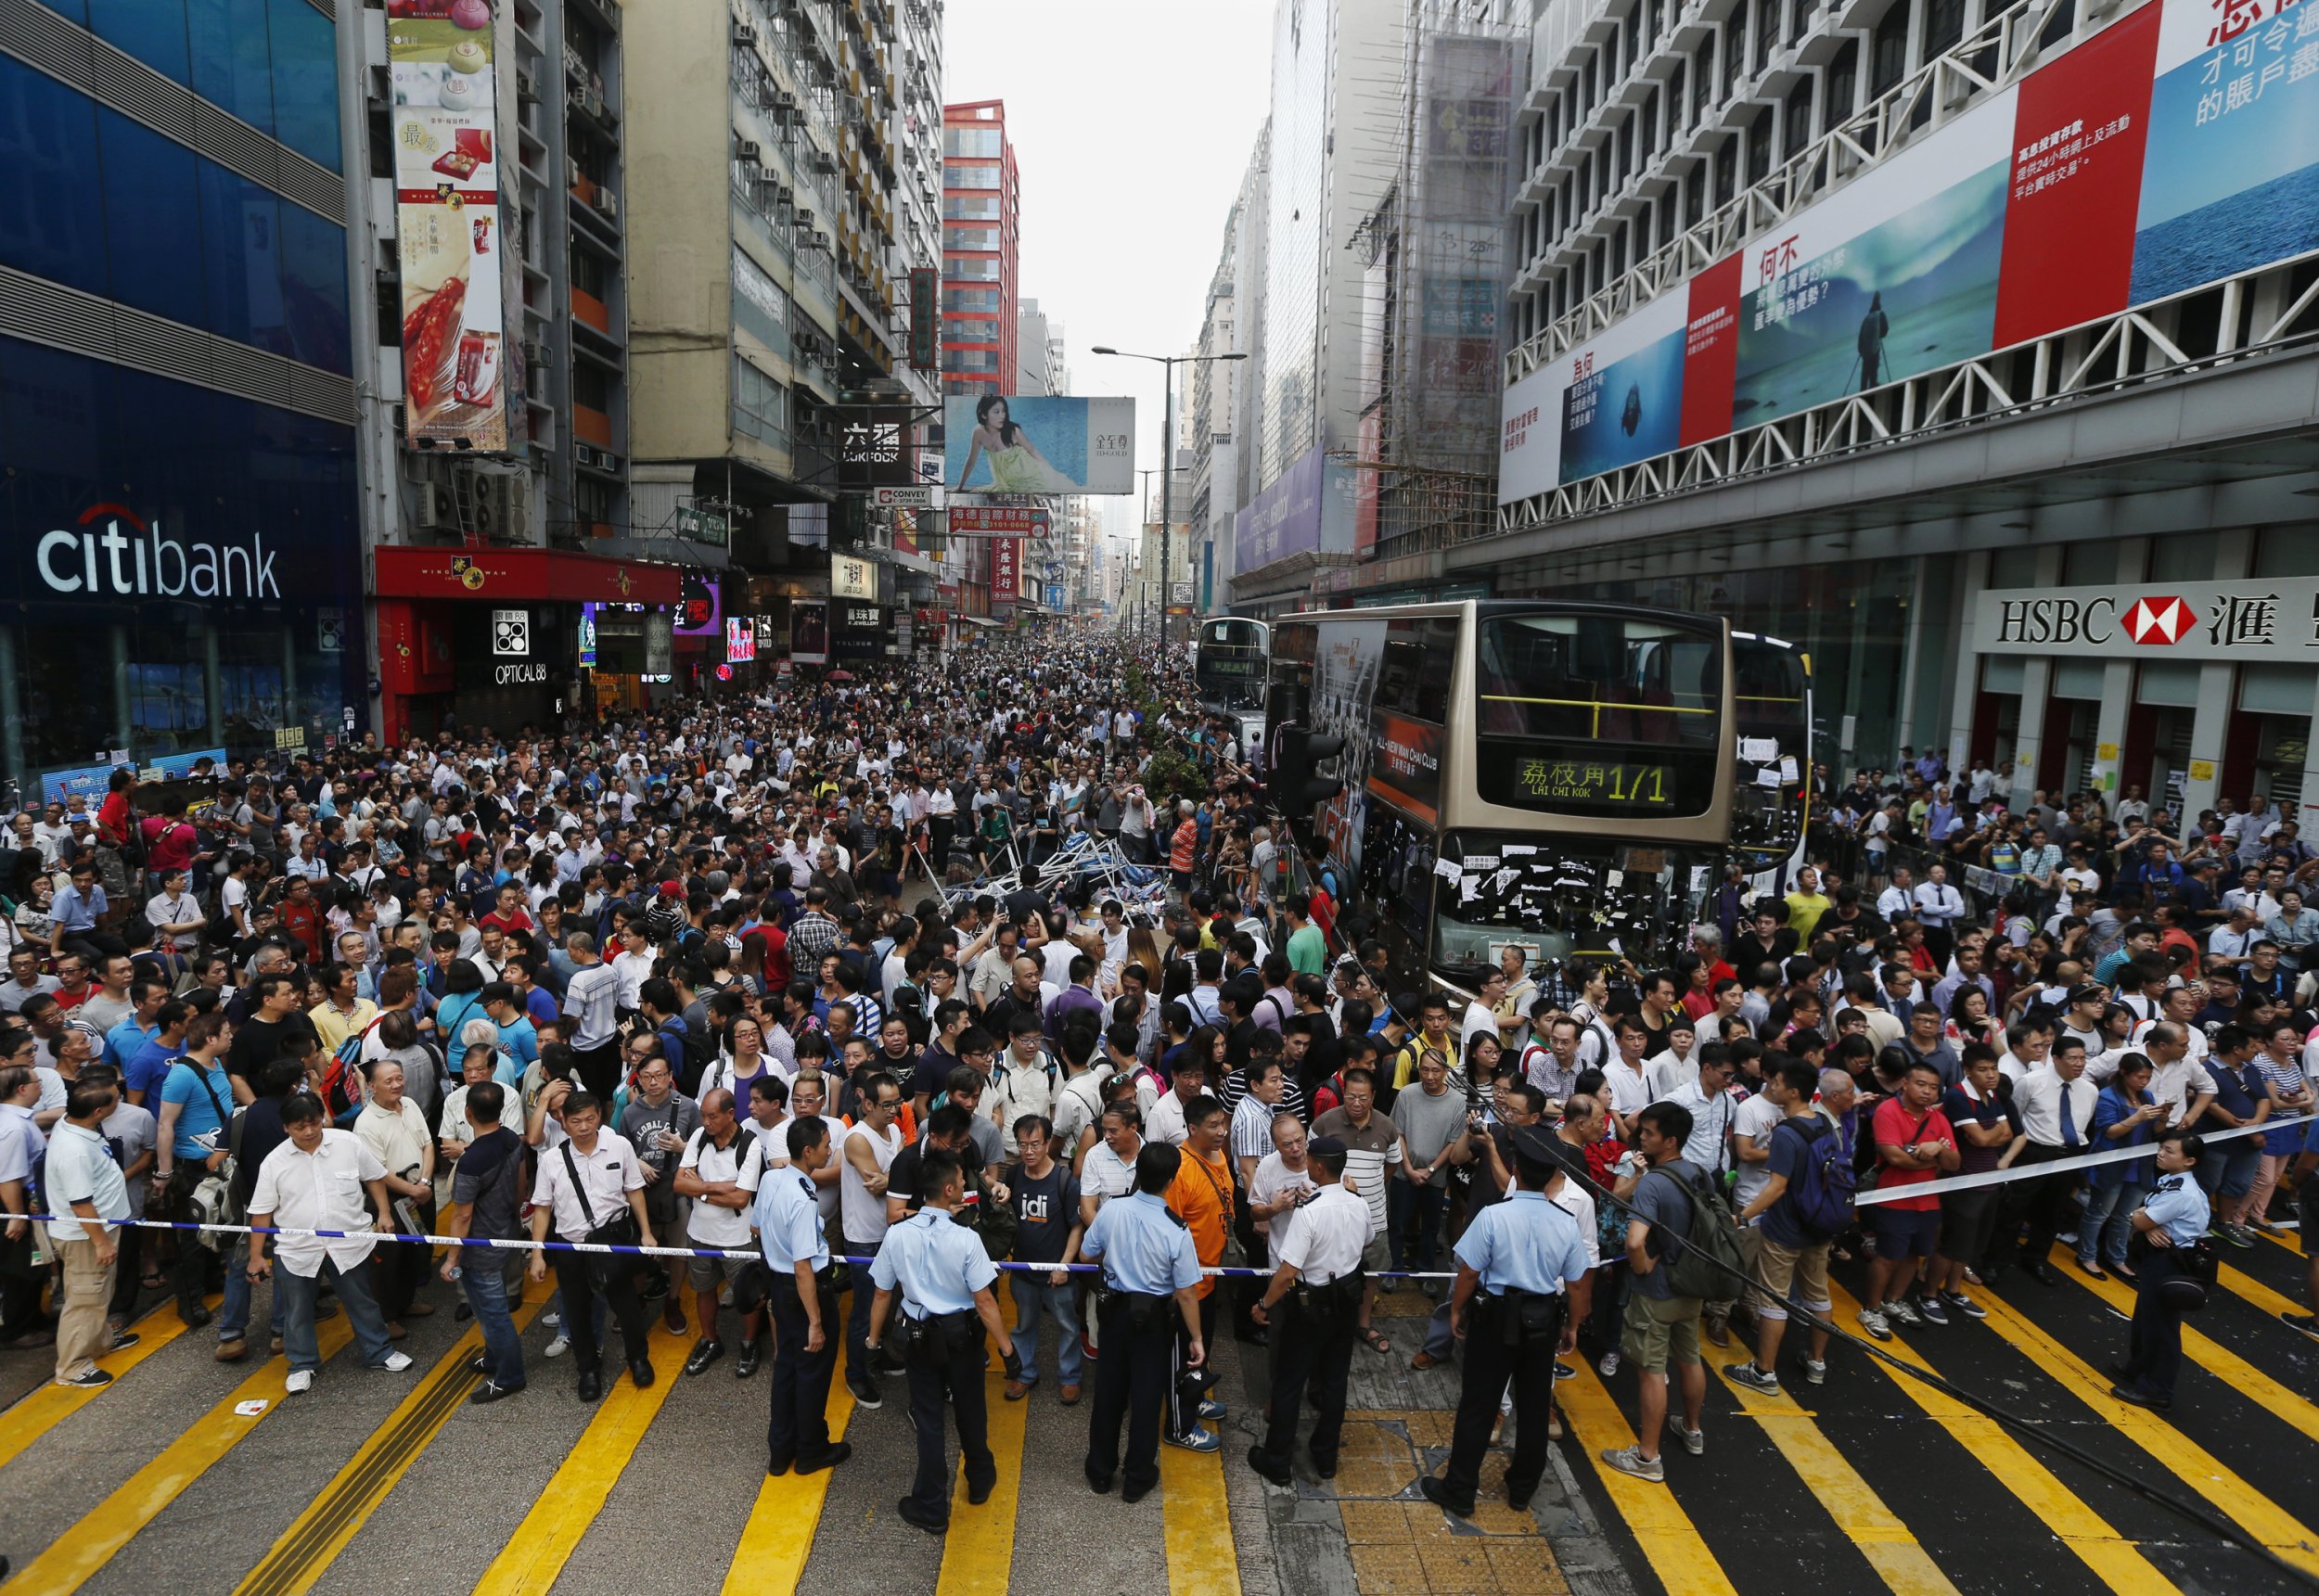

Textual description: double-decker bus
[1194,618,1271,712]
[1264,600,1737,997]
[1731,631,1813,884]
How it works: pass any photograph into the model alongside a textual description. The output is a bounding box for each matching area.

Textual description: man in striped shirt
[1309,1066,1406,1355]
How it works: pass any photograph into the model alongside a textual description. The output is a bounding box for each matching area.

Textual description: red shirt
[1870,1096,1953,1211]
[479,909,537,937]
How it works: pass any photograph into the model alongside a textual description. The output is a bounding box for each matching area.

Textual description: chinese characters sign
[989,537,1019,605]
[1512,759,1676,810]
[1974,576,2319,658]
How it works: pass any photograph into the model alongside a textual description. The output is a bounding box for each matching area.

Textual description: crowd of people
[1,640,2311,1530]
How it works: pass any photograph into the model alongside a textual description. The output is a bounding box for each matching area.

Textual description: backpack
[1783,1115,1859,1240]
[1646,1164,1749,1301]
[322,1015,388,1126]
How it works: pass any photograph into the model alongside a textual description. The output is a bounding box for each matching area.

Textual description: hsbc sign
[1977,577,2319,661]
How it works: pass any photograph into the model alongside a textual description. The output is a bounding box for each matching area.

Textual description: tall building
[1017,296,1054,394]
[1223,0,1404,618]
[1469,0,2319,810]
[0,0,367,788]
[1186,218,1242,617]
[941,98,1019,400]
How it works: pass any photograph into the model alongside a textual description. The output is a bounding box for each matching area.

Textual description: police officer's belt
[1484,1286,1564,1349]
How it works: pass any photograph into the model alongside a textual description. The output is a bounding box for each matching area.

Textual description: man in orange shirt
[1170,802,1200,896]
[1163,1095,1233,1451]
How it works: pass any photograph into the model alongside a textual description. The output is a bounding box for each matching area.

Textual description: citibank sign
[1975,576,2319,661]
[36,503,281,599]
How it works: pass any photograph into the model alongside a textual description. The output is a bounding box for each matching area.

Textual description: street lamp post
[1093,345,1247,655]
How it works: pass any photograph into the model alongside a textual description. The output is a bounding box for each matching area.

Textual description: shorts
[685,1229,758,1293]
[1744,1232,1831,1323]
[1871,1206,1941,1261]
[1936,1188,2000,1269]
[1621,1290,1703,1373]
[1362,1232,1391,1277]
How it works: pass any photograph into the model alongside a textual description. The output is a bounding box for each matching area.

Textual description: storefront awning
[374,545,682,606]
[955,612,1004,628]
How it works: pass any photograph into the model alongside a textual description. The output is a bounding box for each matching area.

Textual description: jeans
[276,1256,395,1373]
[1388,1179,1446,1277]
[845,1245,882,1389]
[2197,1143,2260,1205]
[217,1236,286,1344]
[1008,1272,1083,1386]
[2078,1182,2146,1268]
[462,1254,527,1388]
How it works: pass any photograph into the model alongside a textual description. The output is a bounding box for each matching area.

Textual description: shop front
[0,341,365,798]
[374,546,681,743]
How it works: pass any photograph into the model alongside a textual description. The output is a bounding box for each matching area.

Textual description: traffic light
[1269,724,1345,822]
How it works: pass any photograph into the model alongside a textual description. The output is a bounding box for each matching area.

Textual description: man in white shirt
[43,1076,135,1387]
[2002,1039,2100,1285]
[673,1086,769,1376]
[244,1093,416,1394]
[839,1073,906,1408]
[527,1088,658,1401]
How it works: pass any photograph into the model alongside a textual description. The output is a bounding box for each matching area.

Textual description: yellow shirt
[1784,890,1833,943]
[311,998,378,1057]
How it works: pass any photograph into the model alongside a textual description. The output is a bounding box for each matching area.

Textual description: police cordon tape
[1847,1108,2315,1207]
[15,1215,1459,1281]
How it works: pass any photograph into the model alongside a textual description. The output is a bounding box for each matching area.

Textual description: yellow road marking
[469,1326,691,1596]
[1159,1417,1240,1596]
[721,1373,855,1594]
[2215,1256,2310,1321]
[1555,1362,1740,1596]
[2044,1245,2319,1446]
[1975,1286,2319,1573]
[1710,1360,1961,1595]
[936,1370,1027,1594]
[234,1285,546,1596]
[0,1296,203,1472]
[8,1317,355,1595]
[1825,1281,2181,1596]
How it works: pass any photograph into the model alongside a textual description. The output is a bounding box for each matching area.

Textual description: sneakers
[1164,1427,1222,1452]
[378,1351,415,1373]
[1801,1359,1827,1385]
[1674,1424,1705,1456]
[53,1369,110,1388]
[1883,1297,1922,1328]
[543,1334,570,1360]
[2218,1223,2257,1249]
[847,1377,883,1411]
[107,1331,139,1352]
[1857,1306,1891,1341]
[284,1370,314,1396]
[1913,1294,1950,1327]
[1723,1360,1780,1394]
[542,1311,562,1330]
[215,1338,249,1363]
[1198,1398,1227,1421]
[1941,1290,1987,1321]
[1599,1445,1664,1482]
[1596,1349,1621,1377]
[1554,1360,1578,1382]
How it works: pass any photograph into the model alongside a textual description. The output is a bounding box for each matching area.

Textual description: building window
[1748,108,1773,183]
[942,287,1000,311]
[1872,1,1912,96]
[944,164,1002,188]
[946,255,998,280]
[943,194,1000,220]
[1826,39,1859,130]
[943,126,1003,158]
[943,225,999,250]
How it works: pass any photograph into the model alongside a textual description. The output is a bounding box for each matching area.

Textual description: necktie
[2057,1085,2081,1149]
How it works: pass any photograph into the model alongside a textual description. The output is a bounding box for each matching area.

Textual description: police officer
[755,1117,850,1476]
[865,1147,1019,1534]
[2110,1129,2210,1412]
[1079,1143,1206,1502]
[1418,1125,1592,1519]
[1247,1134,1367,1486]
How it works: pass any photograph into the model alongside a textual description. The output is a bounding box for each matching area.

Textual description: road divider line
[6,1318,355,1596]
[2211,1254,2311,1321]
[1710,1359,1962,1595]
[1975,1286,2319,1574]
[1824,1281,2182,1596]
[936,1370,1028,1595]
[469,1327,691,1596]
[0,1296,204,1472]
[233,1288,546,1596]
[720,1378,855,1595]
[1556,1362,1740,1596]
[1159,1414,1240,1596]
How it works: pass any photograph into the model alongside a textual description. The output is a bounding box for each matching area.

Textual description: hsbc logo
[1992,596,2117,645]
[2121,595,2193,645]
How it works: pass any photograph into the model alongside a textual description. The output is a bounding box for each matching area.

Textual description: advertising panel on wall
[388,0,521,451]
[831,603,887,660]
[990,537,1020,604]
[790,602,828,665]
[673,573,721,637]
[944,397,1136,493]
[1234,445,1353,573]
[949,505,1051,537]
[832,552,878,601]
[725,618,756,662]
[1498,0,2315,506]
[1973,574,2319,658]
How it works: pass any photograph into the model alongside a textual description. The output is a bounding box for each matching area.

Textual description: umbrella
[826,669,854,681]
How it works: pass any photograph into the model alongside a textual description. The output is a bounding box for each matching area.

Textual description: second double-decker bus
[1264,600,1736,998]
[1194,618,1271,711]
[1730,631,1813,883]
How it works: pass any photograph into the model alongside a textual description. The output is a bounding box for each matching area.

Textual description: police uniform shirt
[754,1164,827,1272]
[1080,1190,1202,1296]
[871,1207,996,1317]
[1270,1183,1367,1287]
[1453,1189,1588,1296]
[2141,1172,2211,1249]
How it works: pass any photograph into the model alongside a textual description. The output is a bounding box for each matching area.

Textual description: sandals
[1360,1327,1392,1357]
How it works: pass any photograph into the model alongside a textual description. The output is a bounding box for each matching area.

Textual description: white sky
[942,0,1275,541]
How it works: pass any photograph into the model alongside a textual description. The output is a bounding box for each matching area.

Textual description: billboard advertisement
[789,602,828,665]
[389,0,520,452]
[950,505,1050,537]
[944,397,1136,493]
[1499,0,2319,505]
[990,537,1020,605]
[831,552,877,601]
[725,617,756,663]
[674,573,721,637]
[1234,445,1354,573]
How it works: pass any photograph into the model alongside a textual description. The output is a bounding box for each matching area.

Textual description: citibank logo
[2122,595,2193,645]
[37,503,281,599]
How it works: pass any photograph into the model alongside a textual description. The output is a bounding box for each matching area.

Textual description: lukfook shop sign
[1974,577,2319,660]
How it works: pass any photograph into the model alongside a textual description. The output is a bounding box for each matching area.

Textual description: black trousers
[2009,1142,2082,1264]
[1441,1296,1557,1508]
[551,1252,650,1377]
[2120,1250,2188,1399]
[904,1315,993,1523]
[1255,1292,1358,1471]
[573,1040,621,1101]
[377,1195,434,1321]
[1086,1293,1174,1495]
[1170,1288,1219,1435]
[766,1270,840,1465]
[107,1223,145,1318]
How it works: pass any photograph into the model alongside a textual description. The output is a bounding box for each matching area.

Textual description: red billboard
[989,537,1020,605]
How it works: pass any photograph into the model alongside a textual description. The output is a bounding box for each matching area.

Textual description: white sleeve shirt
[247,1130,389,1277]
[529,1130,646,1242]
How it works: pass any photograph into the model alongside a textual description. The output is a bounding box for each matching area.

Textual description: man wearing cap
[1418,1125,1591,1517]
[1246,1133,1368,1486]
